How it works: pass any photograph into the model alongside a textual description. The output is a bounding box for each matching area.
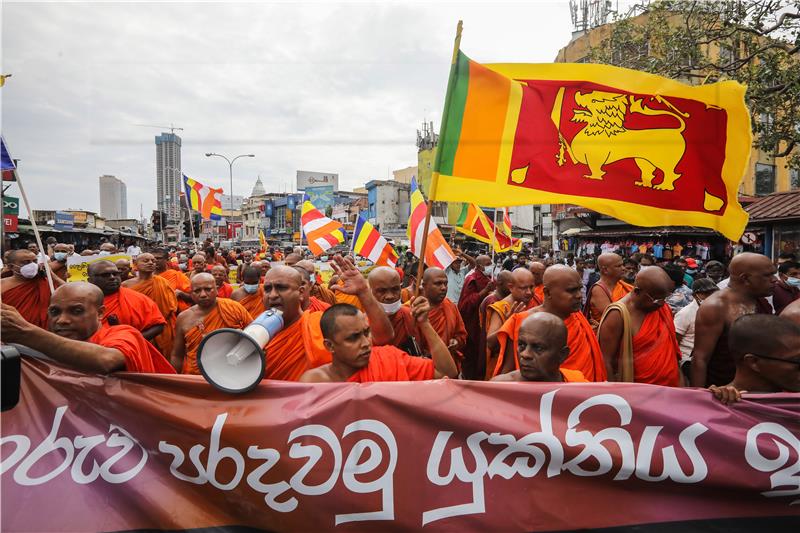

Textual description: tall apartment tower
[155,133,182,223]
[98,174,127,219]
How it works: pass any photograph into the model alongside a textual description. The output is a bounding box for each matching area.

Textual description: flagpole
[350,209,358,255]
[416,20,463,295]
[15,167,55,293]
[490,208,498,281]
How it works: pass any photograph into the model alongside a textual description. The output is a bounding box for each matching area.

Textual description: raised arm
[411,296,458,379]
[329,255,394,345]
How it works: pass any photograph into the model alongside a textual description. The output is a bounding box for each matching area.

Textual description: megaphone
[197,309,284,393]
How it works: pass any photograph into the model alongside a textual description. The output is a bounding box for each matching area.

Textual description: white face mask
[243,283,260,294]
[483,266,493,276]
[19,262,39,279]
[98,251,111,256]
[379,299,402,314]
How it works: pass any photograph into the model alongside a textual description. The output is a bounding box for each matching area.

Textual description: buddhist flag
[183,175,223,220]
[258,230,267,253]
[408,177,455,269]
[301,200,346,256]
[431,50,752,240]
[352,215,398,267]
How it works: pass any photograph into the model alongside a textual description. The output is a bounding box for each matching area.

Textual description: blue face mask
[243,283,260,294]
[53,252,67,261]
[786,277,800,288]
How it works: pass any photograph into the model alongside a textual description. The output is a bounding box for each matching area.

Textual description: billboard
[305,185,335,209]
[54,211,74,230]
[2,195,19,232]
[296,170,338,192]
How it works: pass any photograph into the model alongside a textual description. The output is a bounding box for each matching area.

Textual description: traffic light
[192,214,201,237]
[182,220,191,238]
[152,211,162,232]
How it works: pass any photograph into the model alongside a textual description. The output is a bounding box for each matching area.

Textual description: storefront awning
[746,190,800,223]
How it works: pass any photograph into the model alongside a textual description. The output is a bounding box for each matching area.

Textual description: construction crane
[134,123,184,134]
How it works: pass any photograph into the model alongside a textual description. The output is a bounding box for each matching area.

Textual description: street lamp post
[205,152,255,243]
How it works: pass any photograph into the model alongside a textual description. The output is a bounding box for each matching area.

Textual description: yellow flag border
[432,62,752,241]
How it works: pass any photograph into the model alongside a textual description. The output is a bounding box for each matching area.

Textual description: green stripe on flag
[437,51,470,176]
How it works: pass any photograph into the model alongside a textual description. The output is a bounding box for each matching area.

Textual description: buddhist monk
[171,273,254,374]
[98,242,117,254]
[1,249,62,329]
[708,314,800,404]
[529,261,546,306]
[48,242,70,282]
[597,267,680,386]
[0,283,174,373]
[493,265,606,381]
[293,265,331,312]
[231,265,266,317]
[419,267,467,367]
[475,270,512,379]
[780,297,800,325]
[236,250,254,282]
[368,266,421,354]
[87,260,165,341]
[122,253,178,357]
[492,313,588,383]
[586,252,633,324]
[690,252,776,387]
[153,247,193,310]
[262,256,394,380]
[329,272,366,311]
[486,268,536,353]
[283,253,302,266]
[115,258,133,281]
[211,264,234,298]
[299,300,458,382]
[189,254,208,278]
[295,260,335,308]
[457,254,495,379]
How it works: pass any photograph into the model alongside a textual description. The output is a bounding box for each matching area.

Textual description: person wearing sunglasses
[709,314,800,404]
[597,266,681,386]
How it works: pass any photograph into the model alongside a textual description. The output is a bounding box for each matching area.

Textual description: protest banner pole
[416,20,462,296]
[14,167,55,293]
[350,209,357,256]
[489,208,498,280]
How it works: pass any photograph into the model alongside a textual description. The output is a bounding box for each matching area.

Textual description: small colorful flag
[1,136,17,182]
[431,50,752,240]
[456,203,521,252]
[301,199,346,256]
[501,208,513,238]
[352,215,398,267]
[408,177,455,269]
[183,174,223,220]
[258,230,267,253]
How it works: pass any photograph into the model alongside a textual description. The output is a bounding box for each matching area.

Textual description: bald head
[284,253,301,266]
[510,267,535,304]
[520,312,568,349]
[543,264,581,288]
[263,265,305,323]
[517,312,570,381]
[191,272,215,288]
[422,267,448,305]
[47,282,105,341]
[368,266,402,305]
[632,266,674,312]
[295,260,316,277]
[728,252,777,298]
[542,264,583,317]
[729,252,772,277]
[529,262,546,285]
[53,281,105,307]
[368,266,401,285]
[598,252,624,282]
[495,270,513,298]
[475,254,491,269]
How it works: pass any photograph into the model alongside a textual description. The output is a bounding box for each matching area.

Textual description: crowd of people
[1,236,798,404]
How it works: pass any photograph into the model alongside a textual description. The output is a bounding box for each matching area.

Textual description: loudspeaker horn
[197,309,284,393]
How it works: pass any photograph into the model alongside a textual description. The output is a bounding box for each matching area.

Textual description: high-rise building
[98,175,127,219]
[155,133,182,223]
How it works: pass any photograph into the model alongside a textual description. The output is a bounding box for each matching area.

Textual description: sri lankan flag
[431,50,752,240]
[455,203,521,252]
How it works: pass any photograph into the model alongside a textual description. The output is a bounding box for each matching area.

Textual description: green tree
[586,0,800,168]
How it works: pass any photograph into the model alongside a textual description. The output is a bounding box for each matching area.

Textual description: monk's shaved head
[8,249,36,264]
[728,252,778,298]
[635,266,674,291]
[631,267,674,312]
[87,259,115,276]
[191,272,215,288]
[475,255,491,268]
[529,261,546,281]
[284,253,301,266]
[729,252,772,277]
[511,267,534,285]
[422,267,448,305]
[135,252,154,264]
[53,281,105,308]
[543,264,581,288]
[368,266,400,285]
[520,312,567,349]
[295,260,316,276]
[263,265,305,323]
[422,267,445,283]
[598,252,623,269]
[496,270,513,297]
[266,265,303,284]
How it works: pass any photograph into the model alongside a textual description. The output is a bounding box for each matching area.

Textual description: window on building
[755,163,776,196]
[791,168,800,190]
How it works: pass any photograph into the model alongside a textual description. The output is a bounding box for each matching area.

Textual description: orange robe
[90,324,175,373]
[159,269,192,312]
[102,287,166,333]
[532,285,545,306]
[629,305,681,386]
[182,299,254,374]
[263,311,329,381]
[417,298,467,361]
[348,345,434,383]
[334,291,364,311]
[2,278,51,329]
[217,283,233,299]
[308,296,331,312]
[494,310,607,382]
[128,276,178,358]
[238,286,266,317]
[560,368,589,382]
[589,280,633,322]
[401,287,413,304]
[312,284,337,306]
[484,298,534,379]
[385,306,416,348]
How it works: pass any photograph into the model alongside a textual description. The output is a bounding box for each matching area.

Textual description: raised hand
[409,295,431,324]
[327,254,367,295]
[510,300,527,315]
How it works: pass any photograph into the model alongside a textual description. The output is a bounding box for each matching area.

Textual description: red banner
[2,359,799,532]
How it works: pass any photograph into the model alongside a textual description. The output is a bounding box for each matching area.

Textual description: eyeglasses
[634,287,667,306]
[750,353,800,368]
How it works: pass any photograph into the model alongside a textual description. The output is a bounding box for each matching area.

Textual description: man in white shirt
[445,250,476,304]
[674,278,719,377]
[126,243,142,258]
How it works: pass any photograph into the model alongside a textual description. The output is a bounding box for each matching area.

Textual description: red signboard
[1,358,799,532]
[3,213,18,232]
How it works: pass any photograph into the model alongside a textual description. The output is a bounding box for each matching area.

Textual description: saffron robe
[416,298,467,362]
[237,286,266,318]
[217,283,233,299]
[629,304,681,386]
[312,284,337,306]
[102,287,166,334]
[532,284,545,306]
[182,299,254,375]
[347,345,434,383]
[158,269,192,312]
[494,310,607,381]
[2,277,51,329]
[128,276,178,358]
[588,280,633,322]
[484,298,535,380]
[263,311,328,381]
[308,296,331,312]
[334,291,364,311]
[90,324,175,374]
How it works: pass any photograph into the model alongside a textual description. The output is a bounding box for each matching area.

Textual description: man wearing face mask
[368,266,420,354]
[231,265,266,316]
[98,242,117,256]
[293,264,330,312]
[48,242,71,282]
[0,249,62,328]
[773,261,800,315]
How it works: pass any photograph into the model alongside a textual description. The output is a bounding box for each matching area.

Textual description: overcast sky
[2,0,576,219]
